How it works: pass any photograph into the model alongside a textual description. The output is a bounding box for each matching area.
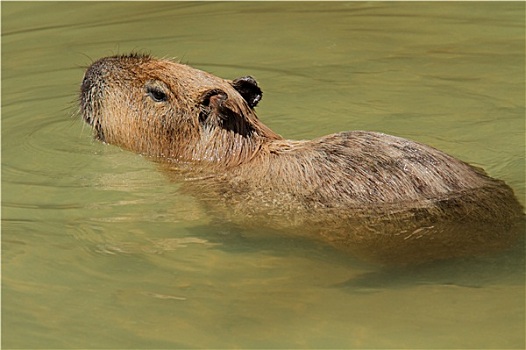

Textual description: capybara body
[80,54,524,264]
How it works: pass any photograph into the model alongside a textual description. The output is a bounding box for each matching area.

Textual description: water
[2,2,525,348]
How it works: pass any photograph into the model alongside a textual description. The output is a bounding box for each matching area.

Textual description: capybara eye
[146,86,168,102]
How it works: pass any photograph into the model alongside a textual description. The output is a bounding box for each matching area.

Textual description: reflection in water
[2,1,525,349]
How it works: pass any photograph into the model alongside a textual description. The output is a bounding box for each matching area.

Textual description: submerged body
[80,54,523,264]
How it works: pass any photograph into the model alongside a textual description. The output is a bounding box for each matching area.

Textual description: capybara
[79,54,524,264]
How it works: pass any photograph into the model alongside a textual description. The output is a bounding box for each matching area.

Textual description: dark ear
[198,88,228,125]
[198,88,255,137]
[230,76,262,108]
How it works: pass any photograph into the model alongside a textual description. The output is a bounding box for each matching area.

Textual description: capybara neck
[80,54,282,167]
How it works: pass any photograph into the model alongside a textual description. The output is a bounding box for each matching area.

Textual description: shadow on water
[182,220,367,265]
[184,218,525,292]
[335,237,525,292]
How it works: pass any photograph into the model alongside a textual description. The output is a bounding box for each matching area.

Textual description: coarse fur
[80,54,524,264]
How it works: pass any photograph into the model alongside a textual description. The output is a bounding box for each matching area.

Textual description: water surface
[2,2,525,349]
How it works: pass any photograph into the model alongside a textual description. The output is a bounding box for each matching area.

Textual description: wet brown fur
[80,54,524,264]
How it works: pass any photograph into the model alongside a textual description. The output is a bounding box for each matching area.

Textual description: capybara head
[80,54,281,166]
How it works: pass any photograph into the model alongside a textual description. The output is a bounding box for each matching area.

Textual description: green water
[2,2,525,349]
